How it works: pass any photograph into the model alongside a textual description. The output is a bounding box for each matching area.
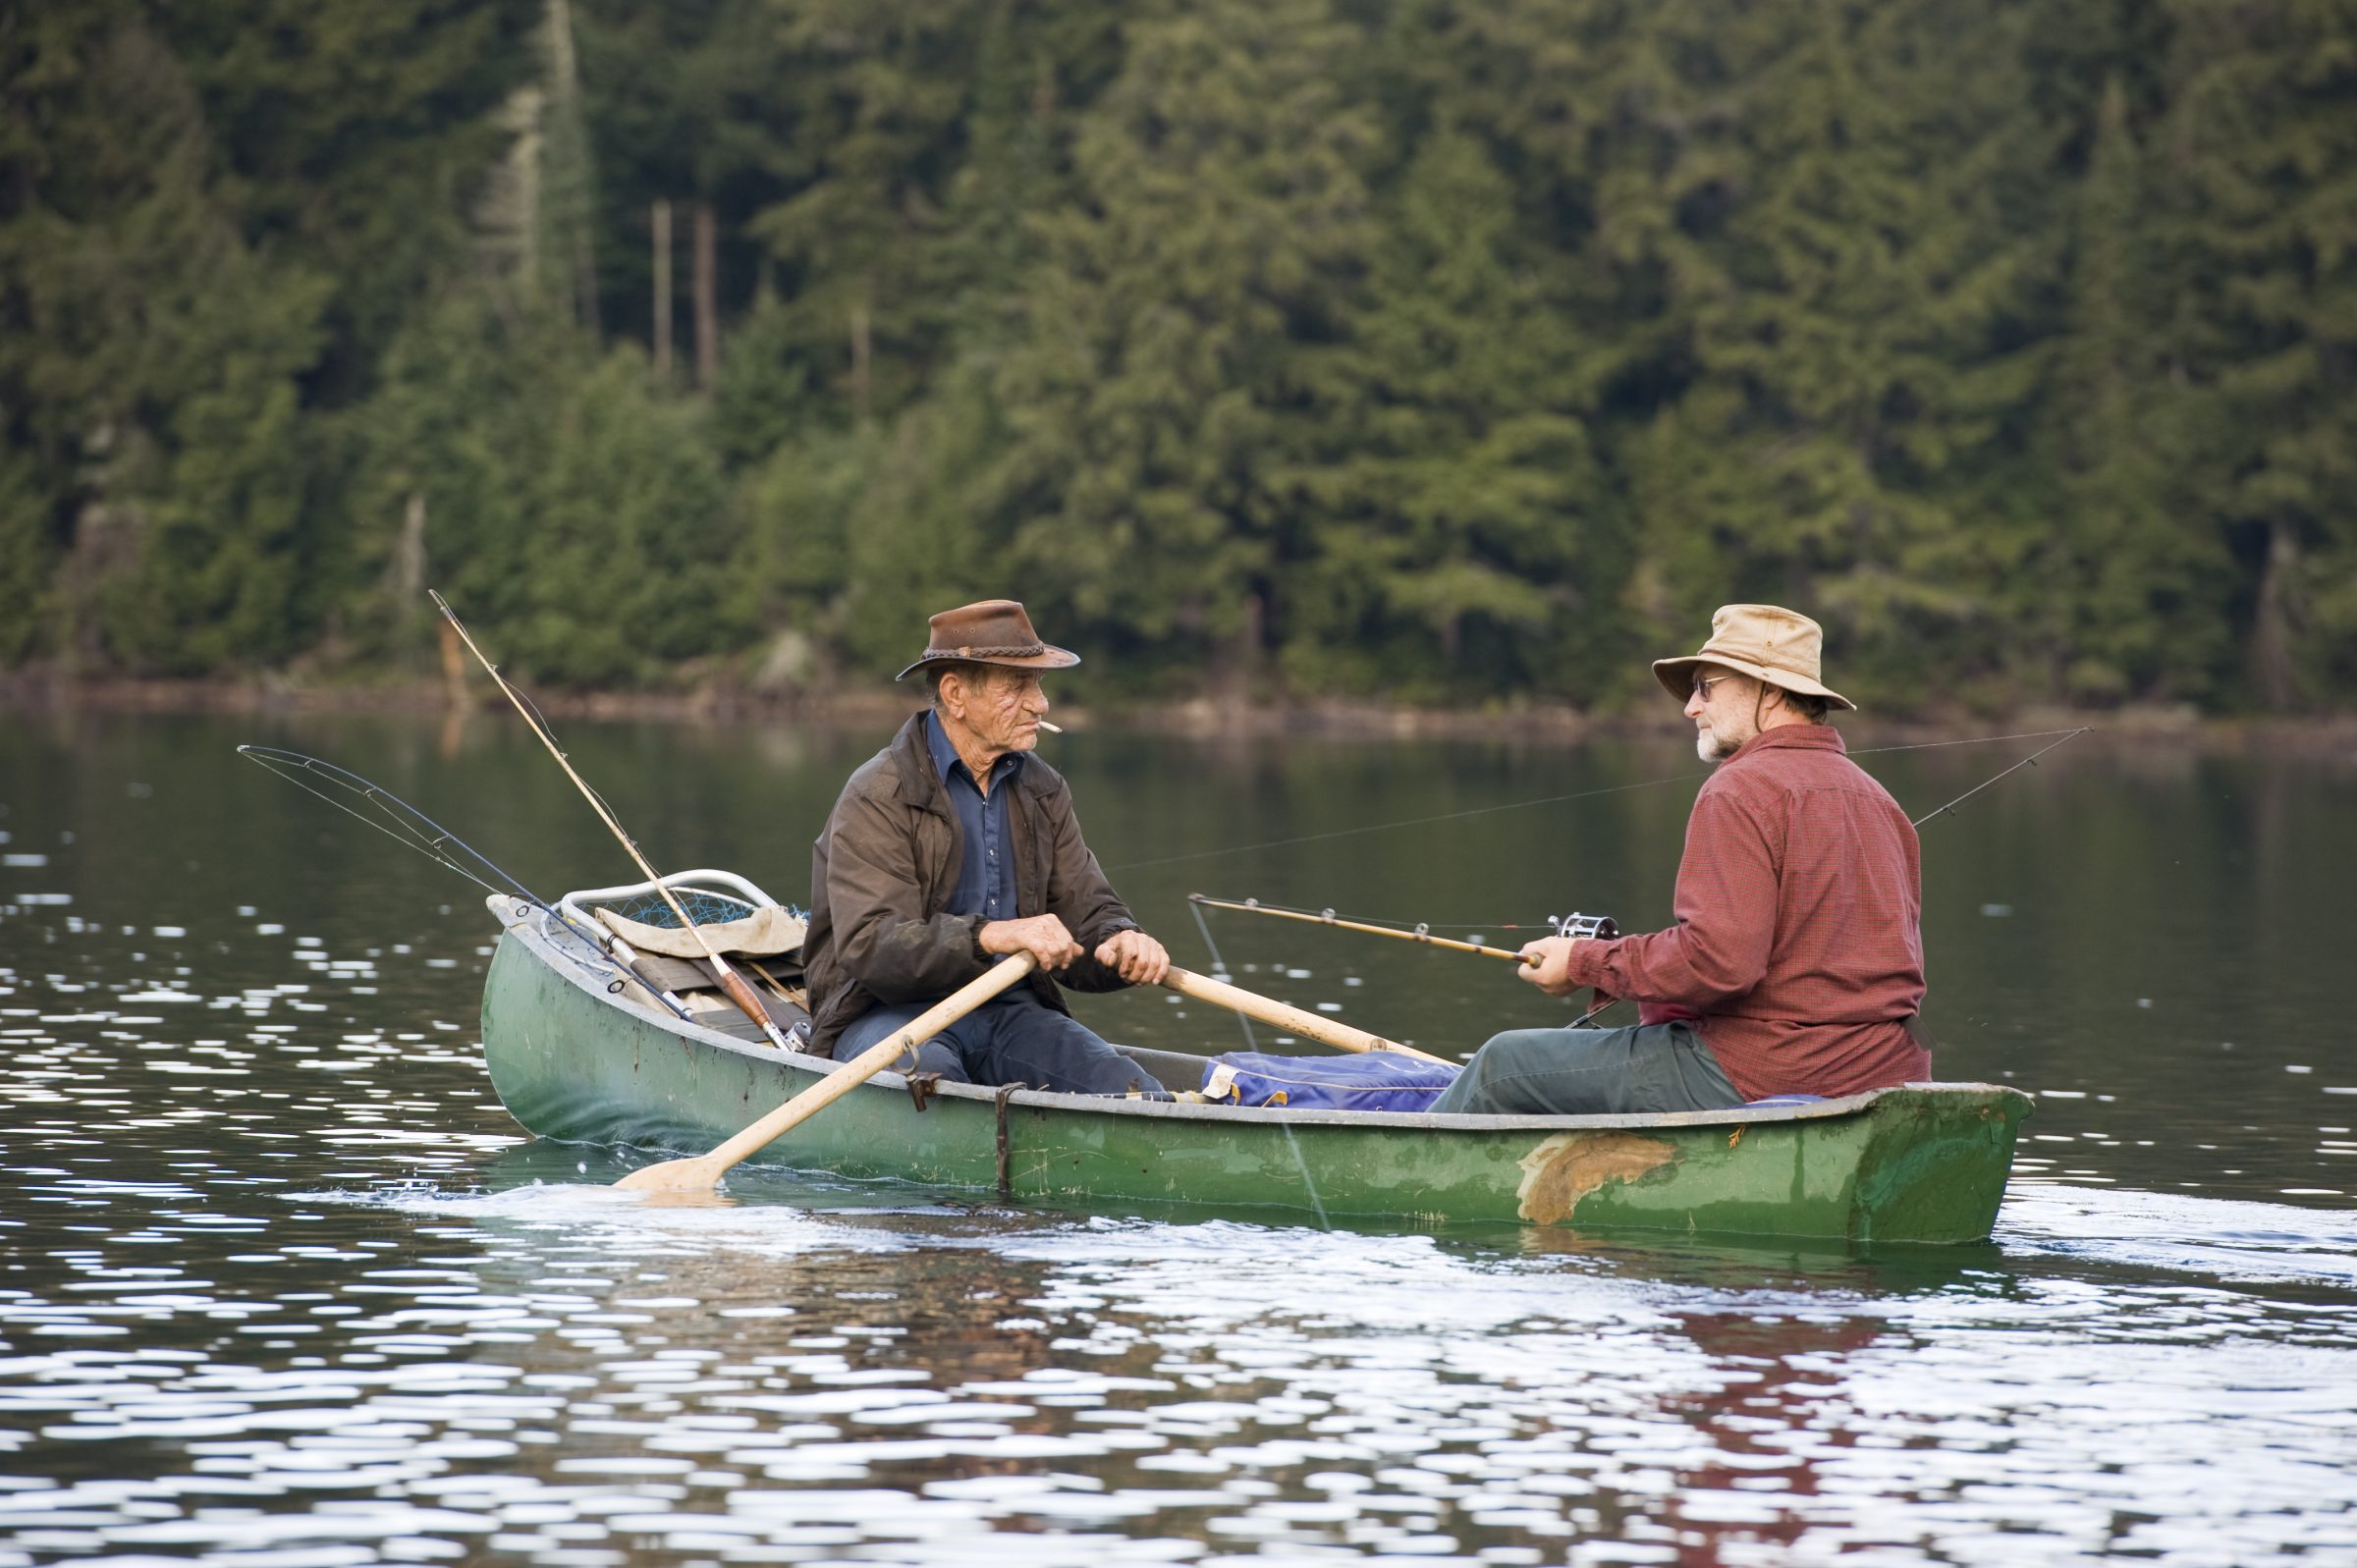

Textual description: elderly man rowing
[1432,604,1929,1115]
[798,600,1170,1096]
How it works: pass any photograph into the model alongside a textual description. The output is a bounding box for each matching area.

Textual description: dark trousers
[1428,1020,1745,1116]
[836,991,1165,1098]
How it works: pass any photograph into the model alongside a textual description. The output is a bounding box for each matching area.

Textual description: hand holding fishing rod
[429,590,795,1053]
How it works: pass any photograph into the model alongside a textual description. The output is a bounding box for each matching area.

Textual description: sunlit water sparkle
[2,712,2354,1565]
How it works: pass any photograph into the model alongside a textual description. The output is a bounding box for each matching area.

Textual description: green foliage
[2153,0,2357,709]
[348,291,751,686]
[4,0,2354,712]
[1287,126,1608,701]
[0,6,334,673]
[961,0,1381,693]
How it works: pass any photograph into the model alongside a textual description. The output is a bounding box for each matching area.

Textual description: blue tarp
[1202,1051,1461,1112]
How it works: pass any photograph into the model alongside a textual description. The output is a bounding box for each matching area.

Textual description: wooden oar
[615,953,1039,1195]
[1158,964,1455,1066]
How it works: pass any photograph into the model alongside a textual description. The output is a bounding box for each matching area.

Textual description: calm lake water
[2,707,2353,1567]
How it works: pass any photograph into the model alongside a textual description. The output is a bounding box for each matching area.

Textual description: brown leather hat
[894,599,1081,681]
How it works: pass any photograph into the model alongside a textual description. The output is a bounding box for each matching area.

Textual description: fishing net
[590,888,809,962]
[607,889,768,929]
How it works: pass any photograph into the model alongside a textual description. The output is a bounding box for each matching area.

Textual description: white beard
[1696,718,1747,764]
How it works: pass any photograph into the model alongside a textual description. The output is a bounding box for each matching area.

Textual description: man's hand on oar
[1095,929,1169,985]
[613,954,1039,1196]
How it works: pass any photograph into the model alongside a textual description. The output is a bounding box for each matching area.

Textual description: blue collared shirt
[925,711,1022,922]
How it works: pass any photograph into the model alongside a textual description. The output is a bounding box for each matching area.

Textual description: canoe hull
[479,897,2028,1244]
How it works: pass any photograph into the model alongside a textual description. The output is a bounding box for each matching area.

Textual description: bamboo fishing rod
[1186,894,1617,964]
[1187,730,2094,957]
[1190,730,2092,1027]
[430,591,795,1053]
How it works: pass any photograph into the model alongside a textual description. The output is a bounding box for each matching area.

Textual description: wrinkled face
[1684,666,1760,763]
[940,666,1051,760]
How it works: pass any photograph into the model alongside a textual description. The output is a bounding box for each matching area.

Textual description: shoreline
[6,671,2355,754]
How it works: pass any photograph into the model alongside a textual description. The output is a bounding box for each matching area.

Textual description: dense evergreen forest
[3,0,2352,714]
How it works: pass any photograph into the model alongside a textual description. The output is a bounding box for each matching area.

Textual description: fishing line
[239,746,539,906]
[1186,896,1259,1050]
[1108,773,1694,873]
[1109,727,2091,874]
[1906,728,2091,828]
[1183,728,2089,1037]
[239,745,698,1017]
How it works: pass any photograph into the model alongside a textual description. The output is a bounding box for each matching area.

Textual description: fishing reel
[1547,911,1618,942]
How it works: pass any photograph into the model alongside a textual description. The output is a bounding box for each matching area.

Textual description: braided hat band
[895,600,1081,680]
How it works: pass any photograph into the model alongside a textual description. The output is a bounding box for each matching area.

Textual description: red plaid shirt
[1565,724,1930,1100]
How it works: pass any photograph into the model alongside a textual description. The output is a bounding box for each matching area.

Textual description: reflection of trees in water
[460,1226,1090,1508]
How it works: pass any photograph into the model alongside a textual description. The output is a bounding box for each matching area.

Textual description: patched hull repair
[1517,1133,1680,1224]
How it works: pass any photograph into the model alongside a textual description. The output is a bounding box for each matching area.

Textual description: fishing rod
[1190,727,2093,1025]
[1908,726,2091,828]
[1191,728,2096,948]
[1189,892,1626,1031]
[235,746,697,1021]
[1186,894,1617,965]
[429,590,795,1052]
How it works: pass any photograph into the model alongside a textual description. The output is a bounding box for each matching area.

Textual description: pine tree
[2157,0,2357,708]
[1287,126,1605,700]
[160,0,536,395]
[0,8,332,673]
[2035,73,2220,706]
[946,0,1379,692]
[1586,0,2056,708]
[744,0,991,427]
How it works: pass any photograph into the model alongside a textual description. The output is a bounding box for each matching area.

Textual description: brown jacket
[802,711,1140,1057]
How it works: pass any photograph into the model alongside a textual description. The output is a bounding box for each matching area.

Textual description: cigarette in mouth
[1036,720,1064,734]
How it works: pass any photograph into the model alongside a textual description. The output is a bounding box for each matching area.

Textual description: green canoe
[479,894,2031,1244]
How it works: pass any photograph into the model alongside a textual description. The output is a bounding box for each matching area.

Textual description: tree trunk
[850,292,872,424]
[438,618,471,712]
[2249,516,2302,710]
[652,198,673,381]
[692,201,718,391]
[394,492,427,606]
[1227,590,1264,704]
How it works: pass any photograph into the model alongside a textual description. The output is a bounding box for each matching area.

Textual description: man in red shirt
[1429,604,1930,1115]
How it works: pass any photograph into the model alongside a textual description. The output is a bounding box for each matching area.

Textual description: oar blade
[614,1155,728,1194]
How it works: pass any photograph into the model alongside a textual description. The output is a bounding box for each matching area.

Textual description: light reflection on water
[2,1175,2353,1565]
[3,712,2356,1564]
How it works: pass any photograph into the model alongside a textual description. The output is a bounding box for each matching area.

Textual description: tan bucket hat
[1651,604,1855,711]
[895,599,1081,681]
